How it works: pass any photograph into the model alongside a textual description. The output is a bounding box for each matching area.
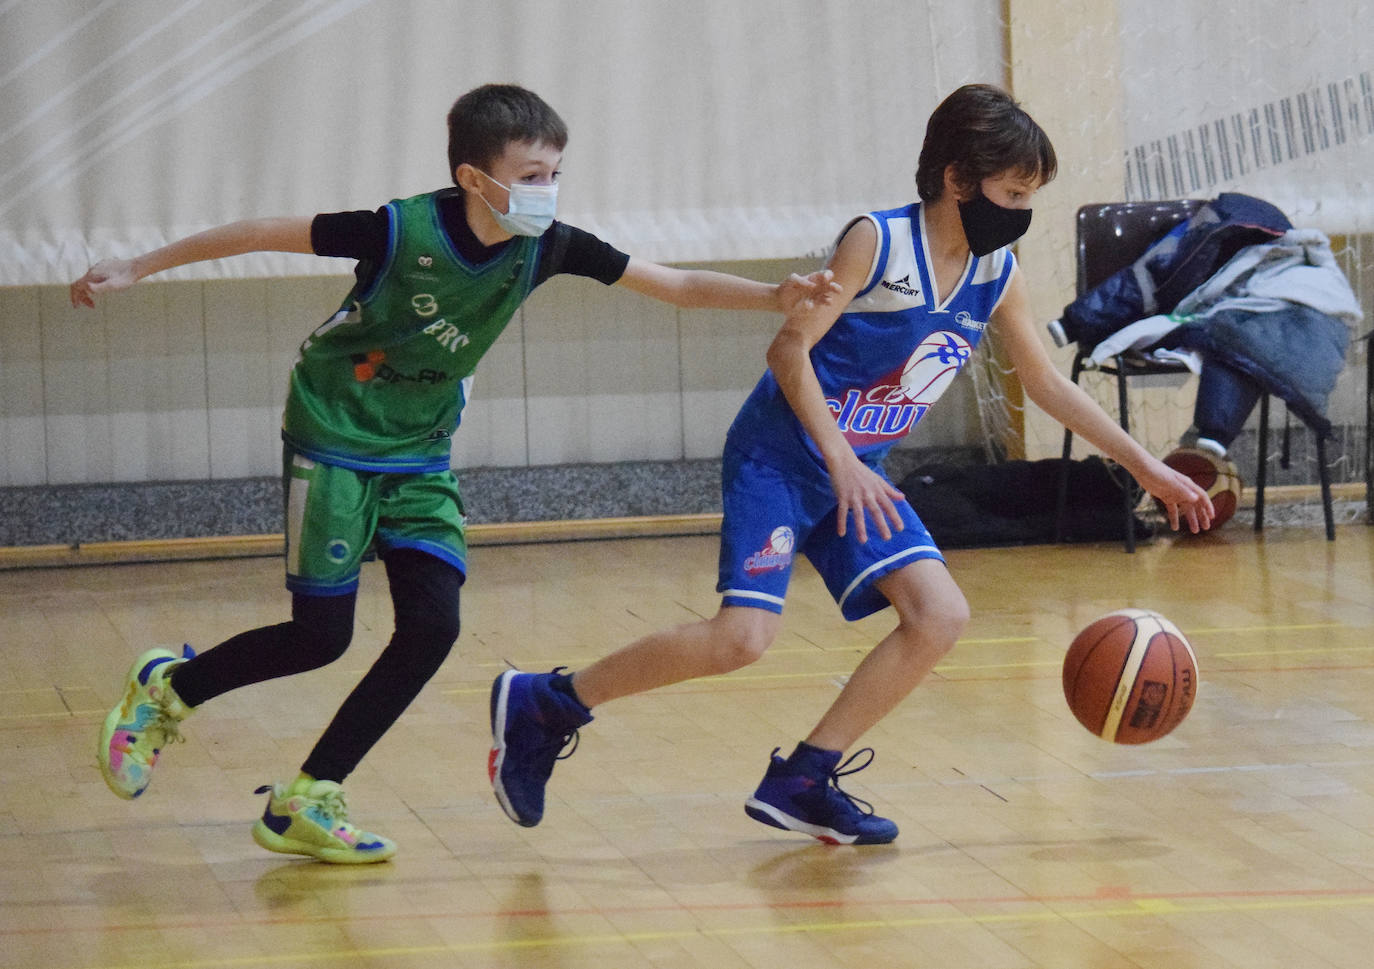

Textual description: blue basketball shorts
[716,447,945,621]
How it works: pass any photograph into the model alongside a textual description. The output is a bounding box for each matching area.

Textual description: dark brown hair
[446,84,568,185]
[915,84,1057,201]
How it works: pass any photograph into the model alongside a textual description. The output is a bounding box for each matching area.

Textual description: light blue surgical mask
[477,170,557,237]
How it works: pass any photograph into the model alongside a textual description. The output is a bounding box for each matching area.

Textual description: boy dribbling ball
[488,84,1213,845]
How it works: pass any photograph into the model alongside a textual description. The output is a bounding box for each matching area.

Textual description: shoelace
[549,665,583,761]
[313,786,351,827]
[519,665,581,765]
[253,783,355,829]
[825,747,880,818]
[154,717,186,749]
[526,724,580,768]
[142,693,187,752]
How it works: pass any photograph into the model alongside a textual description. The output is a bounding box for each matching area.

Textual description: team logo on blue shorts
[744,526,794,575]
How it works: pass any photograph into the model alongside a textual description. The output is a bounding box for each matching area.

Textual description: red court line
[6,884,1373,937]
[931,663,1374,682]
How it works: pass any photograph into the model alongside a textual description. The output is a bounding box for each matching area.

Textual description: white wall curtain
[1117,0,1374,233]
[0,0,1004,285]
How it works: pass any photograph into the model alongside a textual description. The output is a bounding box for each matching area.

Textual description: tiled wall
[0,259,982,486]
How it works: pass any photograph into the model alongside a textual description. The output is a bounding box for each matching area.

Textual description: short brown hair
[446,84,569,185]
[915,84,1057,201]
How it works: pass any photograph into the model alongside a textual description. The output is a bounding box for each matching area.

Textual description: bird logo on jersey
[826,331,973,445]
[900,331,973,400]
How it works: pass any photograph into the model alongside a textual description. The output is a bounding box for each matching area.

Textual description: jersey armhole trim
[357,202,400,303]
[987,250,1020,316]
[849,214,887,299]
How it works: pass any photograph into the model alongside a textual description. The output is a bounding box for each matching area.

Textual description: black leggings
[169,549,463,783]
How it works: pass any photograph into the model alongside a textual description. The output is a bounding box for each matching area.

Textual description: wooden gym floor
[2,520,1373,968]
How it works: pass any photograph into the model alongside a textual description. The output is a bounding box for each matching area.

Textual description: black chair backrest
[1076,200,1206,295]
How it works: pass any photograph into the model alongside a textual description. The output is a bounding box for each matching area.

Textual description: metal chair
[1052,200,1335,551]
[1364,329,1373,521]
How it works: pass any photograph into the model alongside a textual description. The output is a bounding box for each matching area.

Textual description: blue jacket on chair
[1060,193,1292,351]
[1056,193,1365,445]
[1165,229,1360,437]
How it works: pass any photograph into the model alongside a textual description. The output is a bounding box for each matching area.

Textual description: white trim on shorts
[836,545,941,613]
[720,588,787,608]
[285,453,316,577]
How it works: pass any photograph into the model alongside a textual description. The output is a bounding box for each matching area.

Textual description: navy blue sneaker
[489,668,593,826]
[745,745,898,845]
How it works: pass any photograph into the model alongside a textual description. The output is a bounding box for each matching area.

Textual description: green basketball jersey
[283,191,540,471]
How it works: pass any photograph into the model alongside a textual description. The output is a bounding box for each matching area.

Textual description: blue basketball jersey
[726,202,1017,473]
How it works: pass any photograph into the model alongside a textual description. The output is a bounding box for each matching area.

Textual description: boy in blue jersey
[490,84,1215,845]
[70,84,836,863]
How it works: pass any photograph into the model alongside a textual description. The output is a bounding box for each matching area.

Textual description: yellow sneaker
[251,777,397,864]
[97,645,195,799]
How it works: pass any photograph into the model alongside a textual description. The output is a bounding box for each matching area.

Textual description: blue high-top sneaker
[489,668,593,826]
[745,743,898,845]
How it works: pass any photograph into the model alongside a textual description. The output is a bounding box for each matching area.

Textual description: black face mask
[957,194,1032,257]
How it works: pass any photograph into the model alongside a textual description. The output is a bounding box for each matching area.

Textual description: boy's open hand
[778,269,841,314]
[828,451,906,544]
[1139,460,1215,533]
[70,259,139,308]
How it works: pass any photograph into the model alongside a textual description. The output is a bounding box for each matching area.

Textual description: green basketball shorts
[282,447,468,595]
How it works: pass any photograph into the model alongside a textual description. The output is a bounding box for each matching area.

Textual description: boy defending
[489,84,1213,844]
[73,84,835,863]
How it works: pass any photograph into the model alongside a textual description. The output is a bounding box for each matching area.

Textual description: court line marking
[10,636,1371,710]
[1191,622,1348,634]
[1215,644,1374,657]
[873,756,1374,790]
[8,651,1371,717]
[35,889,1374,968]
[10,623,1368,715]
[437,644,1374,694]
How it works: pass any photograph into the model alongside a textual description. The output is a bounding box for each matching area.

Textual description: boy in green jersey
[72,84,836,863]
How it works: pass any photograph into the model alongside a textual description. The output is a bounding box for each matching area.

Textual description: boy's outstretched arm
[614,256,838,314]
[991,268,1214,533]
[70,217,315,307]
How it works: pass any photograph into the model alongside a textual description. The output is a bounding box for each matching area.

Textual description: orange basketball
[1153,447,1242,527]
[1062,608,1198,744]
